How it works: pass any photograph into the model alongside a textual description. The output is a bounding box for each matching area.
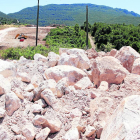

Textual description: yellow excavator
[15,33,28,39]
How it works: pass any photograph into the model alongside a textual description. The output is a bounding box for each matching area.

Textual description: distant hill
[7,4,140,26]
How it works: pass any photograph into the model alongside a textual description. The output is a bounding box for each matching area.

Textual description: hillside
[8,4,140,26]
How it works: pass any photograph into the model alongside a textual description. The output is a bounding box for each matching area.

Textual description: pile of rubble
[0,46,140,140]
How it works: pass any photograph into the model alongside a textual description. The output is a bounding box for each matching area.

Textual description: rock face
[115,46,140,72]
[5,92,20,116]
[44,65,87,85]
[100,95,140,140]
[91,56,129,87]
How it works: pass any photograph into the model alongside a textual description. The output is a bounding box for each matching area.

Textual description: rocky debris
[74,77,93,90]
[35,127,50,140]
[5,92,20,116]
[91,56,129,87]
[62,127,79,140]
[44,65,87,84]
[86,48,98,59]
[0,46,140,140]
[34,53,48,62]
[132,58,140,75]
[100,95,140,140]
[0,108,6,118]
[115,46,140,72]
[47,52,60,67]
[22,124,35,140]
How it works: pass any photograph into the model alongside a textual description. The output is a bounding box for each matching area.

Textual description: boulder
[34,53,48,62]
[91,56,129,87]
[132,58,140,75]
[100,95,140,140]
[33,115,46,126]
[58,53,79,68]
[11,125,20,135]
[22,124,35,140]
[5,92,20,116]
[35,127,50,140]
[67,48,90,70]
[74,77,93,90]
[44,65,87,85]
[62,128,79,140]
[115,46,140,72]
[86,48,98,59]
[47,52,60,67]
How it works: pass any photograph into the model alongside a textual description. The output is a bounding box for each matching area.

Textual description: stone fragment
[86,48,98,59]
[74,77,93,90]
[62,128,79,140]
[11,125,20,135]
[132,58,140,75]
[0,108,6,118]
[5,92,20,116]
[98,81,109,91]
[109,49,118,57]
[34,53,48,62]
[23,92,34,101]
[35,127,50,140]
[41,89,57,108]
[22,124,35,140]
[17,72,31,83]
[91,56,129,87]
[115,46,140,72]
[47,52,60,67]
[44,65,87,85]
[35,99,47,108]
[32,104,42,113]
[0,127,10,140]
[85,125,96,138]
[25,84,34,92]
[59,48,69,55]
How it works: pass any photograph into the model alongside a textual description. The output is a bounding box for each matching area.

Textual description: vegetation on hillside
[8,4,140,26]
[85,22,140,52]
[44,25,91,49]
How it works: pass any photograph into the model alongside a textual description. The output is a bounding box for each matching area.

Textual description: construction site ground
[0,26,55,49]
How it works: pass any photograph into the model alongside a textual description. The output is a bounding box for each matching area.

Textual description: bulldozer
[15,33,27,39]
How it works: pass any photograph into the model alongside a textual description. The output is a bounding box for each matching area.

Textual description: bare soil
[0,26,55,49]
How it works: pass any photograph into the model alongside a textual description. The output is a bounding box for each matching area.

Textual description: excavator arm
[15,34,20,39]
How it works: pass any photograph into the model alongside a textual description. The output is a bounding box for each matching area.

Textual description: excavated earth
[0,27,55,49]
[0,46,140,140]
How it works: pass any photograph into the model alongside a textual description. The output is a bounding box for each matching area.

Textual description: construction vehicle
[15,33,27,39]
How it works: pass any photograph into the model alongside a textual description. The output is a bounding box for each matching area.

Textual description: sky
[0,0,140,15]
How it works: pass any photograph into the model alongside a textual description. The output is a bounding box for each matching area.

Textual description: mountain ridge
[4,4,140,26]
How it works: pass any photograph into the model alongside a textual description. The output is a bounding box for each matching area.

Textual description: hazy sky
[0,0,140,15]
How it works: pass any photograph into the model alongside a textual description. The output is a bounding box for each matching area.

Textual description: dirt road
[89,34,96,49]
[0,26,55,49]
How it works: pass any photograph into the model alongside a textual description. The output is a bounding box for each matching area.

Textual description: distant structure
[26,25,37,27]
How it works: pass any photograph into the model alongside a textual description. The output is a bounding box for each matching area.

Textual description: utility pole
[86,5,88,50]
[36,0,39,46]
